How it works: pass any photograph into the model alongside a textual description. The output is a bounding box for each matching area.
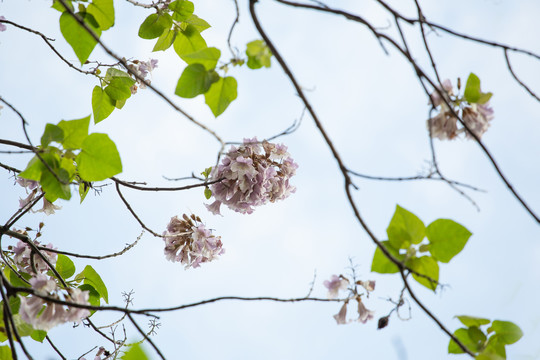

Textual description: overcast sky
[1,0,540,359]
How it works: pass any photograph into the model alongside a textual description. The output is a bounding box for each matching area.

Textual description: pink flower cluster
[13,240,57,275]
[324,275,375,325]
[128,59,158,94]
[206,138,298,215]
[19,274,91,331]
[427,79,494,140]
[163,214,224,269]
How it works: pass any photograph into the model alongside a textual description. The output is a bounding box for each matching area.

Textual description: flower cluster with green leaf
[428,73,494,140]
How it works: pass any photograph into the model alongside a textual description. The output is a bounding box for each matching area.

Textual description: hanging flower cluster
[19,274,91,331]
[324,274,376,325]
[206,138,298,215]
[12,240,57,274]
[427,77,494,140]
[163,214,224,269]
[128,58,158,94]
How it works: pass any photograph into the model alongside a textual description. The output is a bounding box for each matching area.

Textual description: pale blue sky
[1,0,539,359]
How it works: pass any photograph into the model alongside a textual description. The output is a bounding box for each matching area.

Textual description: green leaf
[13,314,34,337]
[173,26,207,57]
[76,133,122,181]
[387,205,426,249]
[204,187,212,199]
[87,0,114,30]
[175,64,219,98]
[56,254,76,279]
[105,68,132,81]
[18,156,45,181]
[30,329,47,343]
[105,76,135,101]
[58,116,90,149]
[153,27,177,52]
[115,99,127,109]
[38,152,71,202]
[4,268,30,289]
[0,345,13,359]
[482,335,507,359]
[371,240,403,274]
[246,40,272,69]
[52,0,73,12]
[121,343,150,360]
[468,326,487,351]
[204,76,238,117]
[169,0,194,22]
[456,315,491,328]
[490,320,523,345]
[407,256,439,291]
[79,265,108,303]
[41,124,64,147]
[79,182,90,203]
[78,284,101,312]
[463,72,491,104]
[426,219,471,263]
[448,328,477,354]
[59,12,102,65]
[183,14,210,32]
[181,47,221,70]
[92,86,115,123]
[138,13,172,39]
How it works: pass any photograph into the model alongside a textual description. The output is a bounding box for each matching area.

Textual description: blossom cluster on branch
[19,274,91,331]
[206,138,298,215]
[127,58,158,94]
[163,214,224,269]
[427,78,494,140]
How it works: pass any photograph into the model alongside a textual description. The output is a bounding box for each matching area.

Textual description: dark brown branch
[112,176,222,192]
[46,336,67,360]
[114,182,162,237]
[504,49,540,102]
[127,313,166,360]
[249,1,475,356]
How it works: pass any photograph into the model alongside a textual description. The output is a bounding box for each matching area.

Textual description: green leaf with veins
[76,133,122,181]
[204,76,238,117]
[175,64,219,98]
[387,205,426,249]
[87,0,114,30]
[59,11,102,65]
[58,116,90,149]
[138,13,172,39]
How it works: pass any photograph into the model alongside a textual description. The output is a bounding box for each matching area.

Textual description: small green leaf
[456,315,491,328]
[38,153,71,202]
[18,156,45,181]
[56,254,76,279]
[78,284,101,310]
[482,335,507,359]
[168,0,194,22]
[105,76,135,101]
[105,68,132,81]
[121,343,150,360]
[490,320,523,345]
[40,124,64,147]
[153,27,177,51]
[407,256,439,291]
[175,64,219,98]
[59,12,102,65]
[76,133,122,181]
[426,219,471,263]
[0,345,13,359]
[173,26,207,57]
[138,13,172,39]
[448,328,476,354]
[204,76,237,117]
[92,86,115,123]
[30,329,47,343]
[204,187,212,199]
[58,116,90,149]
[387,205,426,249]
[371,240,403,274]
[79,182,90,203]
[80,265,108,303]
[468,326,487,349]
[246,40,272,69]
[464,73,484,103]
[181,46,221,70]
[183,14,210,32]
[87,0,114,30]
